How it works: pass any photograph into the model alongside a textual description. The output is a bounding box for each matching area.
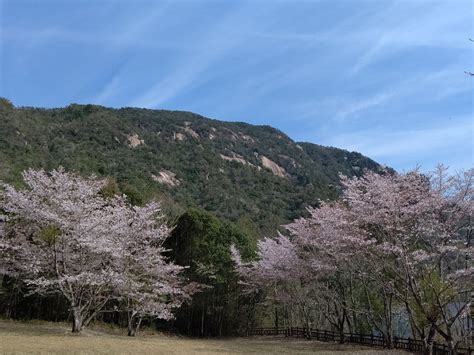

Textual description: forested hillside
[0,98,382,236]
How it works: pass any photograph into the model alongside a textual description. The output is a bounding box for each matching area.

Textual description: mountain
[0,99,383,237]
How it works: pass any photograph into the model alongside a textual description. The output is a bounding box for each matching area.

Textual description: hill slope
[0,100,382,236]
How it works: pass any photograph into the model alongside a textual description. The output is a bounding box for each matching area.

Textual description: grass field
[0,319,408,354]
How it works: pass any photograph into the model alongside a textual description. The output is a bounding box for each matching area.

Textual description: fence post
[408,338,412,351]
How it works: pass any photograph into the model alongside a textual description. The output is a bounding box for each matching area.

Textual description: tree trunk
[128,323,136,337]
[304,313,312,340]
[274,307,279,331]
[423,325,436,355]
[187,307,193,335]
[339,308,348,344]
[127,311,140,337]
[72,307,83,333]
[200,307,205,336]
[384,293,394,349]
[447,337,455,352]
[384,332,393,349]
[437,323,455,352]
[218,316,223,337]
[131,317,142,337]
[339,325,345,344]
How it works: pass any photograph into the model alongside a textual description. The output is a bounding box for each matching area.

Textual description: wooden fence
[249,327,472,355]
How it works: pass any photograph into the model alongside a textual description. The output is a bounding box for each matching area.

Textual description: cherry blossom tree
[0,168,196,333]
[232,166,473,353]
[115,203,200,336]
[340,167,473,352]
[286,201,381,341]
[232,234,319,336]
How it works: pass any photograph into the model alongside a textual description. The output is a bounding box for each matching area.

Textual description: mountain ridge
[0,99,383,236]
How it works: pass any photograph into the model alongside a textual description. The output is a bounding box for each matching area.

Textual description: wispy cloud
[349,1,471,75]
[129,4,254,108]
[320,116,473,170]
[335,92,393,120]
[90,4,171,104]
[3,3,171,49]
[350,36,388,76]
[94,73,122,105]
[297,62,472,124]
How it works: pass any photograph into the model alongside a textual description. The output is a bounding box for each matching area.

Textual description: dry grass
[0,319,408,354]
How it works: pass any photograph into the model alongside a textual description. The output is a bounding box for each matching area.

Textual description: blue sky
[1,0,472,172]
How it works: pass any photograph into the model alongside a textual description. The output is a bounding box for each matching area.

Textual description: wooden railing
[249,327,472,355]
